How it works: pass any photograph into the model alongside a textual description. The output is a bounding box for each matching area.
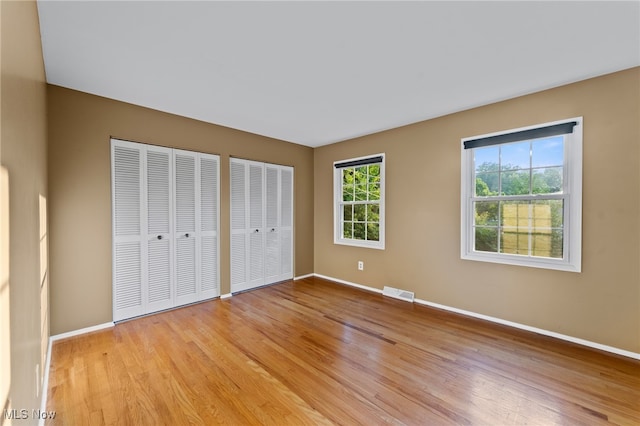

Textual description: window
[334,154,385,249]
[461,118,582,272]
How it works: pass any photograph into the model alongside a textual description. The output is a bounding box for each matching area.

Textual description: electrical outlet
[358,261,364,271]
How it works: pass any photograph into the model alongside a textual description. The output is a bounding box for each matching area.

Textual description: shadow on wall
[39,194,48,394]
[1,166,11,415]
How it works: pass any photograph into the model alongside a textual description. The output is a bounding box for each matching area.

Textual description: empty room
[2,0,639,424]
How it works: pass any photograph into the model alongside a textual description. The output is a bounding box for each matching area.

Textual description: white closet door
[230,159,294,293]
[146,146,174,313]
[113,140,220,321]
[248,162,265,289]
[264,165,280,282]
[199,154,219,299]
[174,150,198,306]
[112,141,145,321]
[230,159,247,291]
[280,167,294,281]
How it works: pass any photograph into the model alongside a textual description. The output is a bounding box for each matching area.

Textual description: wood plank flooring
[46,277,640,425]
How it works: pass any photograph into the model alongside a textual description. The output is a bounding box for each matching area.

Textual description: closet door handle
[185,233,190,238]
[157,235,163,240]
[254,229,259,233]
[270,228,275,232]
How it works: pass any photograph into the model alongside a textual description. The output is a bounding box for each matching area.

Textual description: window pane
[474,227,498,253]
[531,202,551,229]
[355,185,368,201]
[368,164,380,177]
[343,204,353,221]
[355,167,367,184]
[353,204,366,221]
[475,172,499,196]
[342,184,354,201]
[501,227,529,255]
[533,199,563,229]
[353,222,366,240]
[342,168,354,185]
[501,170,530,195]
[531,228,563,259]
[368,183,380,200]
[343,222,353,239]
[532,136,563,168]
[501,141,530,170]
[367,204,379,223]
[550,229,563,258]
[501,201,529,229]
[532,167,563,194]
[475,146,499,173]
[367,223,380,241]
[549,200,564,228]
[474,201,498,226]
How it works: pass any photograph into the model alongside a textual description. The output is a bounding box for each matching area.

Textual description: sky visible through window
[474,136,564,170]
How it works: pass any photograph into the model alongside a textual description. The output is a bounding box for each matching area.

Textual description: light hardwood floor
[46,277,640,425]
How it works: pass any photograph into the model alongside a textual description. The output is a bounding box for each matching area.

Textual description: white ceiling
[37,1,640,147]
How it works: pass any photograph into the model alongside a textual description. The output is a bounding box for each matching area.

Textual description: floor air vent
[382,286,415,303]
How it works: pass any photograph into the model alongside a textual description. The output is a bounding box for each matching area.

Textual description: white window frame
[334,153,385,250]
[461,117,582,272]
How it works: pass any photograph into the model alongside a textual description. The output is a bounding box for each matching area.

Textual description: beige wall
[47,85,314,334]
[315,68,640,354]
[1,0,50,413]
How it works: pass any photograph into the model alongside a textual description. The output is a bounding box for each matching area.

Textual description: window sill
[334,239,385,250]
[461,251,581,272]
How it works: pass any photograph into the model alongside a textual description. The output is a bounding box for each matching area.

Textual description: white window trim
[334,153,385,250]
[460,117,582,272]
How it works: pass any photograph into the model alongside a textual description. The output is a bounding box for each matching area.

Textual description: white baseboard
[50,322,114,342]
[313,273,640,361]
[220,293,232,299]
[314,273,383,294]
[294,273,314,280]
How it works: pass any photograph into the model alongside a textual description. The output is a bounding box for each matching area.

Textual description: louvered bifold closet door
[264,165,280,283]
[229,159,293,293]
[279,167,294,281]
[248,162,265,289]
[112,140,145,321]
[146,146,174,313]
[199,154,220,299]
[230,159,247,292]
[174,150,198,306]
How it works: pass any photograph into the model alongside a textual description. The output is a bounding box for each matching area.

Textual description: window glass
[334,155,385,249]
[462,119,581,272]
